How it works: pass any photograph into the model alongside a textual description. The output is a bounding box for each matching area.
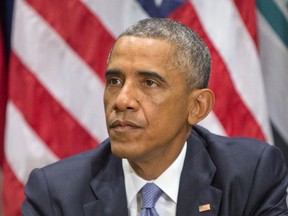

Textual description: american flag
[1,0,287,215]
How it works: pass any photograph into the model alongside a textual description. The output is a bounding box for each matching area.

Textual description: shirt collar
[122,142,187,206]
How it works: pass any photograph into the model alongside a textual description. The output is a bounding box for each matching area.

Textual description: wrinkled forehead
[110,36,178,68]
[109,36,179,66]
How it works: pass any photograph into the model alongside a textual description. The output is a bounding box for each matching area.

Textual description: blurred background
[0,0,287,215]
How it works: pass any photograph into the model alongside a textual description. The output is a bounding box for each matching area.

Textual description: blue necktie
[140,183,163,216]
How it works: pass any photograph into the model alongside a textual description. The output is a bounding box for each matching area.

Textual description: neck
[128,142,185,180]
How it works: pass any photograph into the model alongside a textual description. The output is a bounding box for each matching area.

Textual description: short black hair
[108,18,211,90]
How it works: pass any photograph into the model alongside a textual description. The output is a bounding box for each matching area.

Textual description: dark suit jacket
[22,125,288,216]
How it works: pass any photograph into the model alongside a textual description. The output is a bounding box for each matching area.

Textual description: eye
[143,79,159,87]
[106,77,122,86]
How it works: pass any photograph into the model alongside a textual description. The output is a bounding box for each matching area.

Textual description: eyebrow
[105,69,167,83]
[138,71,167,83]
[105,69,122,79]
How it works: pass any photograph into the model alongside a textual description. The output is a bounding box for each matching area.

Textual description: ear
[188,88,215,125]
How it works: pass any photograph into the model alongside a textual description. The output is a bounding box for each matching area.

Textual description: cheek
[144,100,173,129]
[150,95,189,124]
[104,100,114,123]
[103,90,109,108]
[104,91,114,111]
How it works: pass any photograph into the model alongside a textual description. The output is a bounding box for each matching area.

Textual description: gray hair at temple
[107,18,211,90]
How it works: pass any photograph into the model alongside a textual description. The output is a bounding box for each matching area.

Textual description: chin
[110,142,142,161]
[111,141,131,158]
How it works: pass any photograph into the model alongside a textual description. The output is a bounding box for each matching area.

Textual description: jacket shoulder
[43,138,112,173]
[192,125,288,215]
[192,125,286,185]
[23,139,116,215]
[193,125,273,162]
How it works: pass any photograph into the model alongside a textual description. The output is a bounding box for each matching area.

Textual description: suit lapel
[176,132,222,216]
[84,155,128,216]
[82,129,222,216]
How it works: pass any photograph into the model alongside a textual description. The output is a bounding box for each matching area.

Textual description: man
[22,18,288,216]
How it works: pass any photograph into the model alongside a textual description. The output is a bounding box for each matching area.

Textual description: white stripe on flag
[81,0,149,37]
[12,0,108,143]
[5,101,58,184]
[199,111,227,136]
[191,0,272,142]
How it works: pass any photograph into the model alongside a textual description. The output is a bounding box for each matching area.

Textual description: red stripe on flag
[3,159,24,216]
[233,0,258,47]
[9,52,99,159]
[170,2,266,140]
[26,0,115,82]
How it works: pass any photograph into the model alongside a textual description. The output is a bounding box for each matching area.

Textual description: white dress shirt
[122,142,187,216]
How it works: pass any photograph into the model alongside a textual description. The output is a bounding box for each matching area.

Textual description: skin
[104,36,214,180]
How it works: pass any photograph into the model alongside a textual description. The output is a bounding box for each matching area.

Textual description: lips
[109,119,142,130]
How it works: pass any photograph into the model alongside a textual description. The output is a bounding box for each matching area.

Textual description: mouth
[109,119,142,132]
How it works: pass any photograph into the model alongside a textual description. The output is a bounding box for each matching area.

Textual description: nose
[113,82,139,112]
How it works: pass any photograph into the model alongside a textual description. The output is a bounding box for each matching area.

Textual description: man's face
[104,36,192,164]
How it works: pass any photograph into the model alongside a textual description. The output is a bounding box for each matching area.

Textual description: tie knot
[141,183,162,208]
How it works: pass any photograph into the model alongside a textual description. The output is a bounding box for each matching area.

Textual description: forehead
[107,36,188,90]
[109,36,175,65]
[114,36,172,50]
